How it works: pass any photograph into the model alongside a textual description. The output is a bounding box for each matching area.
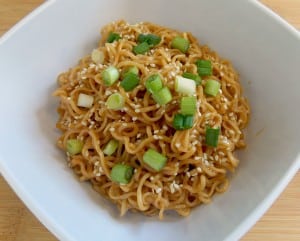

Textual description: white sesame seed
[150,176,154,181]
[186,172,191,177]
[153,135,159,140]
[132,116,138,121]
[109,127,115,132]
[197,167,202,172]
[175,143,181,148]
[135,109,141,113]
[154,130,159,134]
[195,156,201,161]
[162,125,168,130]
[155,187,162,194]
[215,155,219,161]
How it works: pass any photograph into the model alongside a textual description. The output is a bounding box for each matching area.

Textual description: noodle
[53,20,250,219]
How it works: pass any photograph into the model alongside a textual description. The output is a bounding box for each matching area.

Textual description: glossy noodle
[53,20,250,218]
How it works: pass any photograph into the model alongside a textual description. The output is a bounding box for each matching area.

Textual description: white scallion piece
[77,93,94,108]
[91,49,104,64]
[175,76,196,95]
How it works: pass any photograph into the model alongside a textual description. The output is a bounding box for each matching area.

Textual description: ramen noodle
[53,20,250,218]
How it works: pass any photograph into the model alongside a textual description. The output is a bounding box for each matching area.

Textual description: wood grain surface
[0,0,299,240]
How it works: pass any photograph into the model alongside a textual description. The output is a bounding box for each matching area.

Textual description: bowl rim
[0,0,299,241]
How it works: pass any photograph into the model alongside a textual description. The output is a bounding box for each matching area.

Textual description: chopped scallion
[152,86,172,105]
[171,36,190,53]
[173,114,184,130]
[183,115,194,129]
[106,93,124,110]
[196,60,212,76]
[107,32,121,43]
[138,34,161,46]
[145,74,163,94]
[77,93,94,108]
[175,76,196,95]
[182,72,201,85]
[121,66,139,78]
[103,139,119,155]
[133,42,150,55]
[66,139,83,155]
[110,164,134,184]
[205,127,220,147]
[143,149,167,171]
[120,73,140,91]
[180,96,197,115]
[91,49,104,64]
[173,114,194,130]
[204,79,221,96]
[101,66,120,86]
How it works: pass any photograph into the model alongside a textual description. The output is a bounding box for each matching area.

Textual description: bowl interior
[0,0,299,241]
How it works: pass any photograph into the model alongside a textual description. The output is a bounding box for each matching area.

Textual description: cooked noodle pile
[53,20,250,218]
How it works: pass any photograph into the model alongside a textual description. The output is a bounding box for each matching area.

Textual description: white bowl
[0,0,299,240]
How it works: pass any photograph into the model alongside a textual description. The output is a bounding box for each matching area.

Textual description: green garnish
[110,164,134,184]
[171,36,190,53]
[143,149,167,171]
[66,139,84,155]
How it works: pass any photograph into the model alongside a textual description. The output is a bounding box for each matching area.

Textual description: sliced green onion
[182,72,201,85]
[133,42,150,55]
[205,127,220,147]
[180,96,197,115]
[175,76,196,95]
[173,114,194,130]
[120,73,140,92]
[77,93,94,108]
[66,139,83,155]
[204,79,221,96]
[91,49,104,64]
[103,139,119,155]
[196,60,212,76]
[183,115,194,129]
[173,114,184,130]
[101,66,120,86]
[121,66,139,78]
[110,164,134,184]
[145,74,163,93]
[143,149,167,171]
[107,32,121,43]
[171,36,190,53]
[138,34,161,46]
[152,86,172,105]
[106,93,124,110]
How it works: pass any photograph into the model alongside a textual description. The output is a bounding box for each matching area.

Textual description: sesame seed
[136,133,142,138]
[175,143,181,148]
[105,90,112,96]
[154,130,159,134]
[215,155,219,161]
[155,187,162,194]
[109,127,115,132]
[153,135,159,140]
[195,156,201,161]
[150,176,154,181]
[132,116,138,121]
[197,167,202,172]
[186,172,191,177]
[162,125,168,131]
[135,109,141,113]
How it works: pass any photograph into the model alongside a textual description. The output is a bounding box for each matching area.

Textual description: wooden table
[0,1,299,240]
